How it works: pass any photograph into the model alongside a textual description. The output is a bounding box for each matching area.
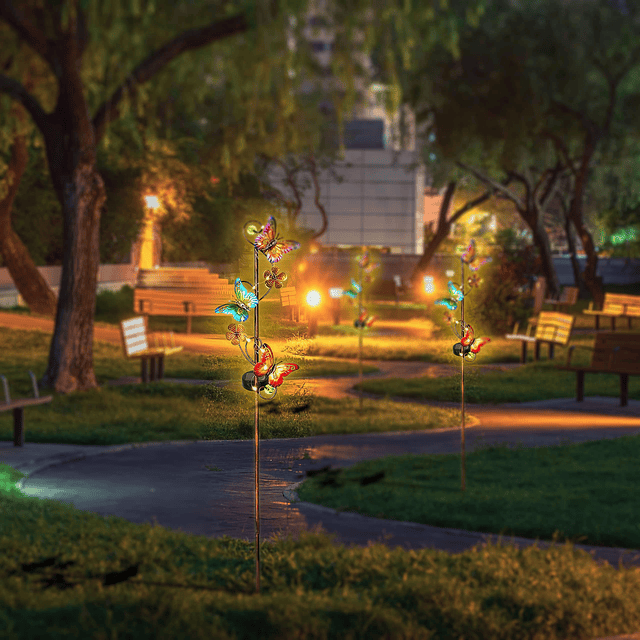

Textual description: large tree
[0,1,259,392]
[396,0,640,305]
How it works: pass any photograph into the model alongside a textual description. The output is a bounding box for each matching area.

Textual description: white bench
[120,317,183,382]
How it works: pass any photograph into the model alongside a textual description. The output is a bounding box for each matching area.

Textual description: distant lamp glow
[144,195,160,209]
[329,287,343,299]
[445,270,455,278]
[306,290,321,307]
[423,276,434,294]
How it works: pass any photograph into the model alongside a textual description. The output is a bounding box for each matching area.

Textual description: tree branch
[0,73,50,133]
[0,1,52,62]
[541,129,577,178]
[92,13,249,144]
[456,161,525,211]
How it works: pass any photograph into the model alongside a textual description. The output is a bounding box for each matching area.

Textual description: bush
[95,285,134,323]
[471,229,543,334]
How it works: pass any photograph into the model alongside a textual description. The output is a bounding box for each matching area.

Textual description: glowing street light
[306,290,321,307]
[423,276,434,294]
[144,195,160,209]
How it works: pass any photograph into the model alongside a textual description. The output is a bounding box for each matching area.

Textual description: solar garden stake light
[343,247,379,411]
[215,216,300,592]
[434,239,492,492]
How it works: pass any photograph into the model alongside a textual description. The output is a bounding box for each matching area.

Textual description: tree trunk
[568,147,604,309]
[563,208,585,296]
[412,182,457,282]
[0,108,57,316]
[530,213,560,298]
[41,161,105,393]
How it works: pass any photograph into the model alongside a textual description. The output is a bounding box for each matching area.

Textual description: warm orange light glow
[144,195,160,209]
[424,276,435,294]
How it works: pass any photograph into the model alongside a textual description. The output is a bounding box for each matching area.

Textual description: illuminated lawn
[296,433,640,550]
[1,457,639,639]
[355,353,640,403]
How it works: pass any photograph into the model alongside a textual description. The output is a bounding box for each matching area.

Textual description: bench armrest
[565,343,593,367]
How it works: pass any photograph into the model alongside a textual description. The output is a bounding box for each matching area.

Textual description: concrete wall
[0,263,137,308]
[267,149,425,255]
[304,253,640,289]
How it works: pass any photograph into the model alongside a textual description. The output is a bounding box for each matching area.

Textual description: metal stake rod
[460,255,466,492]
[253,246,260,592]
[358,247,364,411]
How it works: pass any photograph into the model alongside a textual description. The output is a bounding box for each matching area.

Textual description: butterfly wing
[215,303,248,322]
[268,362,299,387]
[461,324,475,346]
[365,315,377,327]
[343,289,356,299]
[462,239,476,264]
[435,298,457,311]
[351,279,362,292]
[234,278,258,308]
[448,281,464,301]
[254,343,275,377]
[264,239,301,264]
[469,257,492,272]
[470,337,491,354]
[254,217,276,252]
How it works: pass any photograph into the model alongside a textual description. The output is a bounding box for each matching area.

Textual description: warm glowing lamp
[306,290,321,307]
[423,276,434,294]
[139,194,160,269]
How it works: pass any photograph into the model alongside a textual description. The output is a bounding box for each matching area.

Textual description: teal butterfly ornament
[342,279,362,299]
[435,281,464,311]
[215,278,259,322]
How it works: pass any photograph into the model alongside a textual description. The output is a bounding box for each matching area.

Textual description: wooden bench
[280,286,306,322]
[133,268,236,333]
[544,286,578,313]
[583,293,640,330]
[557,331,640,406]
[120,317,183,383]
[0,372,53,447]
[505,311,575,363]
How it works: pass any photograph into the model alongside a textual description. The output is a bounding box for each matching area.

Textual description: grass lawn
[296,434,640,550]
[355,346,640,403]
[0,327,462,445]
[1,439,640,639]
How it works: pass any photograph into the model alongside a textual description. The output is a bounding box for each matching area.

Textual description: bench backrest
[120,316,150,357]
[602,293,640,316]
[136,268,233,291]
[591,332,640,372]
[533,311,574,344]
[280,286,298,306]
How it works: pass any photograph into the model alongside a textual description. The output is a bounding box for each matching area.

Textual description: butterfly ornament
[354,311,377,329]
[451,323,491,362]
[435,281,465,311]
[251,216,300,264]
[251,342,299,396]
[214,278,259,322]
[342,279,362,299]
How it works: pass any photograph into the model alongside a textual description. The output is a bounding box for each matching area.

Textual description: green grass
[0,328,458,445]
[356,346,640,403]
[296,434,640,550]
[1,450,640,639]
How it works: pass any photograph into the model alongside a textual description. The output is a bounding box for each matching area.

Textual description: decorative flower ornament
[467,273,482,288]
[225,323,247,345]
[263,266,287,289]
